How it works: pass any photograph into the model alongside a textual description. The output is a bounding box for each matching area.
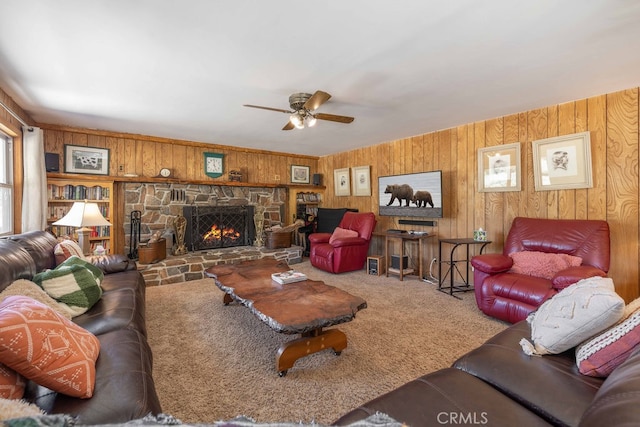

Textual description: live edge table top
[204,258,367,335]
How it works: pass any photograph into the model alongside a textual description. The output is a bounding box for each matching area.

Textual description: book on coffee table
[271,270,307,284]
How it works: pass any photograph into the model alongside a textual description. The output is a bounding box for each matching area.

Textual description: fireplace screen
[183,205,255,251]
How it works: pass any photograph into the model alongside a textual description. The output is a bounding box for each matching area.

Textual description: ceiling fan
[243,90,354,130]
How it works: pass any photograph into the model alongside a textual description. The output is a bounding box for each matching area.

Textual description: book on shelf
[271,270,307,284]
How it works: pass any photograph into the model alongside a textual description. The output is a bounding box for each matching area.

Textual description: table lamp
[53,201,112,255]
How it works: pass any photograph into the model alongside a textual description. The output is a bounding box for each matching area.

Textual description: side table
[379,232,435,281]
[438,238,491,298]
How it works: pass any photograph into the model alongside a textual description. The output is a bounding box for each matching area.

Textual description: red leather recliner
[308,212,377,274]
[470,217,610,323]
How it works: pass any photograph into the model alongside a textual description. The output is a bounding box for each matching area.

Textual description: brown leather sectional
[333,321,640,426]
[0,230,161,424]
[3,230,638,425]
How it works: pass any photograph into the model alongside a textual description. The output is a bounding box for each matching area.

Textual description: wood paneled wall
[319,88,639,302]
[40,124,320,253]
[40,124,318,184]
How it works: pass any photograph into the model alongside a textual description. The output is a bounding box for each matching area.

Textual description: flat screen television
[378,170,443,218]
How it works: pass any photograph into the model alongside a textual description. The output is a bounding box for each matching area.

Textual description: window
[0,131,13,235]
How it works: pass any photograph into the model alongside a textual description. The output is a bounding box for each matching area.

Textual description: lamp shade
[53,202,112,227]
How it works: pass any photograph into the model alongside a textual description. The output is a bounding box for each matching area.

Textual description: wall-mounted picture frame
[378,170,443,218]
[334,167,351,196]
[477,142,521,192]
[290,165,310,184]
[64,144,110,175]
[532,131,593,191]
[351,165,371,196]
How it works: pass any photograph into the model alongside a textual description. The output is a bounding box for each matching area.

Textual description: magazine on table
[271,270,307,284]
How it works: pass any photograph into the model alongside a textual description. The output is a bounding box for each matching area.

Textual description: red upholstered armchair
[308,212,377,274]
[470,217,610,324]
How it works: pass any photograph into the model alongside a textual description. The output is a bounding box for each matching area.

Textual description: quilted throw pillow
[509,251,582,280]
[576,297,640,377]
[33,256,103,316]
[329,227,359,244]
[54,239,85,265]
[0,296,100,398]
[520,276,625,356]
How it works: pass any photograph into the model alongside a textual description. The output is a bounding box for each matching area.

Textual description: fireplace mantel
[47,172,325,190]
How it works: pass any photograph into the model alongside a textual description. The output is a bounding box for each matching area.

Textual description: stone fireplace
[124,183,286,256]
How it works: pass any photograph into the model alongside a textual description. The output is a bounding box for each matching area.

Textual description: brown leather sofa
[333,320,640,426]
[0,230,161,423]
[470,217,610,323]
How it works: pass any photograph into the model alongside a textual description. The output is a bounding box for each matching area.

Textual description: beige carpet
[146,260,507,424]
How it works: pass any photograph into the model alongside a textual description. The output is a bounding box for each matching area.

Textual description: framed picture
[351,165,371,196]
[64,144,110,175]
[290,165,310,184]
[532,131,593,191]
[477,142,521,192]
[334,168,351,196]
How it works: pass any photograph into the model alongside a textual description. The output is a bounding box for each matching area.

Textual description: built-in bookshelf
[47,178,113,254]
[295,192,321,221]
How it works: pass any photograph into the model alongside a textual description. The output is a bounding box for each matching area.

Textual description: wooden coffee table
[204,258,367,376]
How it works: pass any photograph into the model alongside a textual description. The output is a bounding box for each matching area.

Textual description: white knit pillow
[520,277,625,355]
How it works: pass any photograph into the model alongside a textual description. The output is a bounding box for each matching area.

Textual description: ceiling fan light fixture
[244,90,354,131]
[290,113,303,129]
[307,114,317,127]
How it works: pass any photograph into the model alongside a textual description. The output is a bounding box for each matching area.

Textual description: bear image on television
[385,184,414,207]
[412,191,434,208]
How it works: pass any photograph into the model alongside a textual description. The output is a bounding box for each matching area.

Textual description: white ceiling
[1,1,640,157]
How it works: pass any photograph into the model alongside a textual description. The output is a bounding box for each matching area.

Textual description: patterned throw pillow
[0,296,100,398]
[329,227,359,244]
[576,297,640,377]
[520,277,625,356]
[53,239,85,265]
[33,256,103,316]
[509,251,582,280]
[0,363,25,400]
[57,256,104,286]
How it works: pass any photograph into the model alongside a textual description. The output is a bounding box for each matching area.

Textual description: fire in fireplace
[183,205,255,251]
[202,224,240,242]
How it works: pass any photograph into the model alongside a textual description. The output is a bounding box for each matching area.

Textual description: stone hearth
[139,245,303,286]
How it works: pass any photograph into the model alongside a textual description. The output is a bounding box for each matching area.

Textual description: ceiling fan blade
[315,112,355,124]
[303,91,331,111]
[243,104,292,114]
[282,121,294,131]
